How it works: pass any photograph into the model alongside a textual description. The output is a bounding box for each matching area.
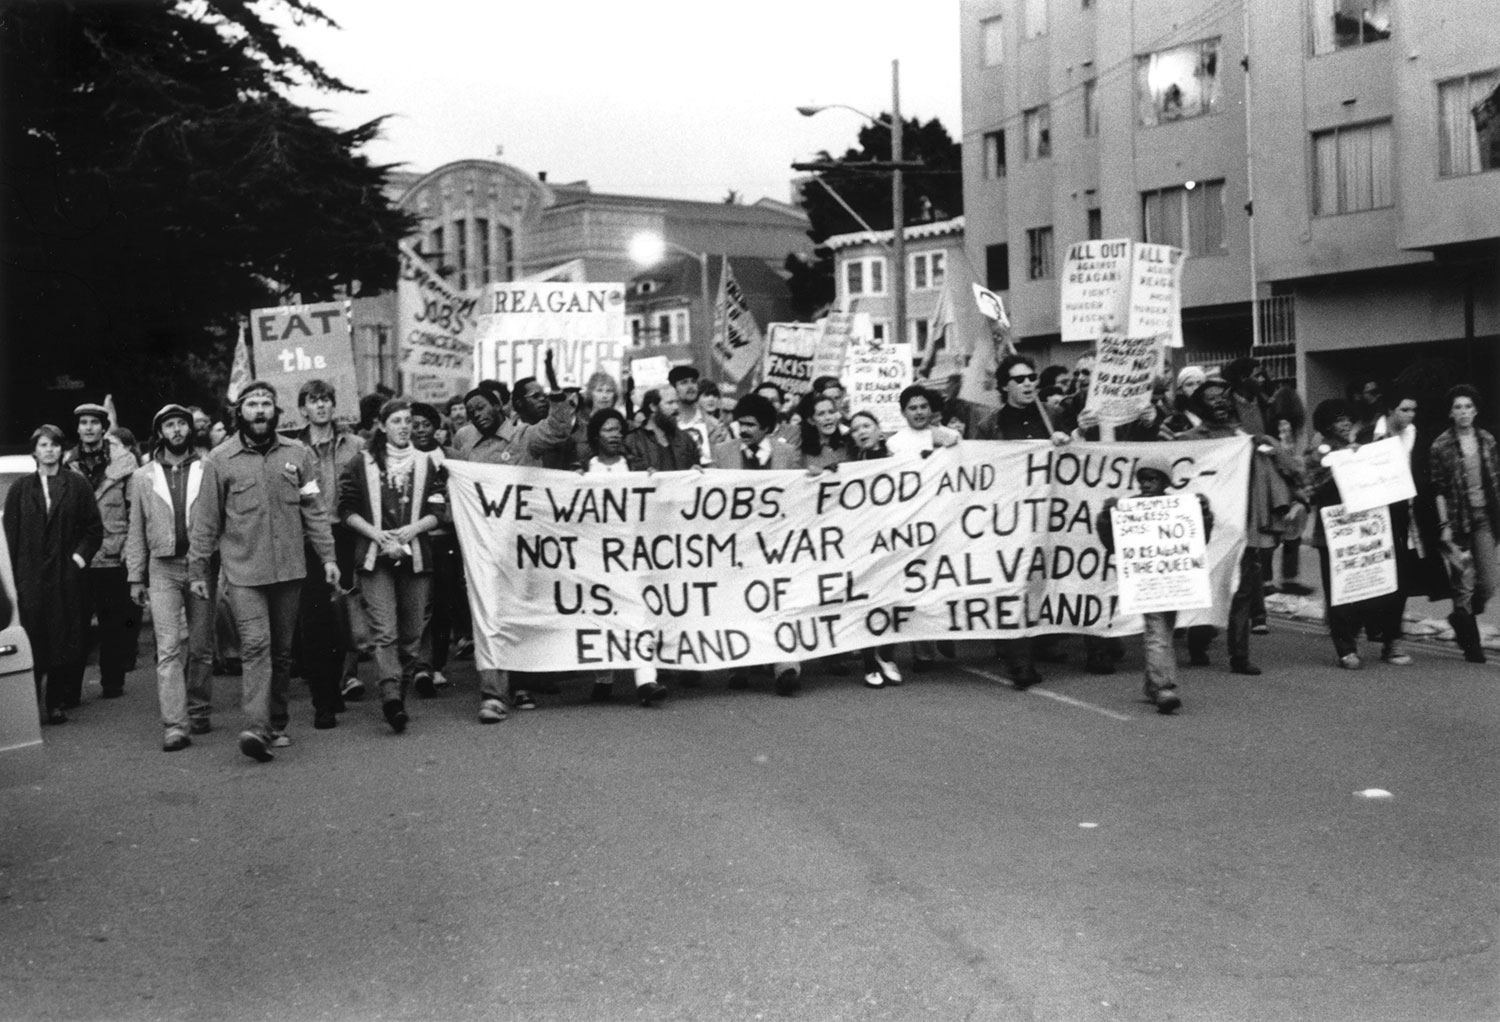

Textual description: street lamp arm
[797,103,894,128]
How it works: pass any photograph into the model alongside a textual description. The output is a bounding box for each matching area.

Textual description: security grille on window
[983,130,1007,178]
[1136,38,1221,127]
[1141,180,1226,254]
[1439,71,1500,177]
[1024,106,1051,160]
[982,16,1004,66]
[1026,227,1054,280]
[1312,122,1392,214]
[910,252,945,291]
[1310,0,1391,56]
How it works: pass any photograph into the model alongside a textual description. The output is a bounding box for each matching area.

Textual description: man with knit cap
[63,400,139,702]
[188,381,338,762]
[126,404,214,750]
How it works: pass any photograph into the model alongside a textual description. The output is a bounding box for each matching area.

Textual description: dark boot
[1450,611,1487,663]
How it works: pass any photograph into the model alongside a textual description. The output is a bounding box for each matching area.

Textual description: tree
[786,116,962,319]
[0,0,415,440]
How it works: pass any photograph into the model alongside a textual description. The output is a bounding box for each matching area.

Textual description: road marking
[960,666,1134,721]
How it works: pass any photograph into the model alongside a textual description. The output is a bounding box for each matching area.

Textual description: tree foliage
[786,116,963,319]
[0,0,415,439]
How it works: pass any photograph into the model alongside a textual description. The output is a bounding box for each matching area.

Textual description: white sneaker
[877,656,903,686]
[478,698,508,724]
[268,731,292,748]
[432,670,451,689]
[340,676,365,700]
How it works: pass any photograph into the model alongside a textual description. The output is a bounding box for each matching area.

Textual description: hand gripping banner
[445,437,1251,672]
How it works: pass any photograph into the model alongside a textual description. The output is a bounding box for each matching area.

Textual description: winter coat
[336,448,445,575]
[124,457,204,582]
[3,471,103,668]
[63,434,137,568]
[623,424,701,472]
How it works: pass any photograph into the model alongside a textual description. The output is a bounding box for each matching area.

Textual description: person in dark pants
[410,401,464,689]
[5,425,103,724]
[63,402,139,702]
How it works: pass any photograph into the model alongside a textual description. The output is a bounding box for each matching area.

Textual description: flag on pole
[712,256,765,384]
[226,321,252,403]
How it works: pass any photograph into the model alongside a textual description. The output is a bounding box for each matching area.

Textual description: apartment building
[960,0,1499,406]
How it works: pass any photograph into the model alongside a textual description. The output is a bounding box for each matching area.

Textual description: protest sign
[397,241,479,402]
[846,338,914,432]
[1060,239,1132,342]
[1127,243,1185,346]
[812,313,854,382]
[627,355,672,396]
[474,283,627,389]
[712,260,765,384]
[1085,334,1162,427]
[1320,503,1398,605]
[1112,493,1212,615]
[248,301,358,428]
[972,284,1009,326]
[1323,438,1416,514]
[763,323,821,397]
[445,436,1251,671]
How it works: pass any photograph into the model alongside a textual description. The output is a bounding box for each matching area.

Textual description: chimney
[538,170,548,182]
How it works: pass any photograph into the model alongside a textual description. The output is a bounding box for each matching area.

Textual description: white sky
[277,0,963,203]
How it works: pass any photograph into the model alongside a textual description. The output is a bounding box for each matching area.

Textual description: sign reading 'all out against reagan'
[446,437,1252,671]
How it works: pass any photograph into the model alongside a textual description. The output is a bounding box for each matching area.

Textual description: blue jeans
[359,563,432,700]
[147,556,214,731]
[1143,611,1177,696]
[225,580,301,735]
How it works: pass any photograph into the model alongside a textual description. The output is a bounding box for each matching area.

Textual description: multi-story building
[960,0,1499,407]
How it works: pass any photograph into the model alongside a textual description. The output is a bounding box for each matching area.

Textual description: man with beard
[188,381,338,762]
[126,406,215,750]
[623,387,700,471]
[63,401,139,702]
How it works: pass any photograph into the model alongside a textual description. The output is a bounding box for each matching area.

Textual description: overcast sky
[276,0,963,203]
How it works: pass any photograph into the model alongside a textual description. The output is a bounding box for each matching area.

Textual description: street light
[798,59,907,346]
[629,231,712,365]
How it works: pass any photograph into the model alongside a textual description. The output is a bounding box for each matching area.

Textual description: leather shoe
[1010,669,1044,690]
[637,681,669,706]
[1230,659,1262,676]
[382,699,409,733]
[774,669,801,696]
[313,711,338,730]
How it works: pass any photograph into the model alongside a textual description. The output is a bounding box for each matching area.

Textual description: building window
[1136,37,1221,127]
[1026,227,1055,280]
[1310,0,1391,56]
[983,130,1007,178]
[870,320,889,342]
[986,243,1010,291]
[427,226,445,269]
[844,256,887,298]
[1142,180,1226,254]
[910,318,932,354]
[1087,206,1103,240]
[1439,71,1500,177]
[1024,105,1051,160]
[910,251,945,291]
[1082,78,1099,138]
[628,309,689,346]
[1312,122,1393,214]
[1023,0,1047,39]
[475,218,492,284]
[453,220,468,290]
[981,16,1004,66]
[499,225,515,282]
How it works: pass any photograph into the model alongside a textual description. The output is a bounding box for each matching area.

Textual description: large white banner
[446,437,1252,672]
[474,283,627,388]
[397,242,480,402]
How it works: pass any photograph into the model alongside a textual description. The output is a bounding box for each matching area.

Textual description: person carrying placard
[1096,454,1215,714]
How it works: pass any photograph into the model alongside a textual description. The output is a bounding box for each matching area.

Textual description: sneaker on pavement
[876,656,903,686]
[382,698,409,733]
[510,690,537,711]
[313,711,338,730]
[162,730,192,752]
[341,676,365,701]
[238,730,273,762]
[477,698,508,724]
[774,669,801,697]
[1338,653,1363,670]
[637,681,669,706]
[431,670,451,689]
[863,670,886,689]
[1154,688,1182,715]
[412,670,436,698]
[1381,644,1412,666]
[268,731,291,748]
[1251,620,1270,635]
[1230,659,1262,676]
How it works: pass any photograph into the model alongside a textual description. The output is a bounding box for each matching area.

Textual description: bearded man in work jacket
[448,375,578,721]
[709,393,803,696]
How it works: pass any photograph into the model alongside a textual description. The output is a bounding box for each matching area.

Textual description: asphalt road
[1,622,1496,1022]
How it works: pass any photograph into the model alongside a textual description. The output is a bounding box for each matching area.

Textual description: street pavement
[1,621,1496,1022]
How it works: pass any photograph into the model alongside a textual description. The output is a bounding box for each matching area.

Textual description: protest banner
[712,260,765,384]
[1112,493,1212,615]
[248,301,358,428]
[474,283,627,389]
[1085,334,1162,427]
[397,241,479,402]
[1127,243,1185,347]
[445,436,1251,671]
[627,355,672,396]
[812,313,854,382]
[1060,239,1132,342]
[846,338,914,432]
[1320,503,1398,605]
[763,323,821,397]
[1323,438,1416,514]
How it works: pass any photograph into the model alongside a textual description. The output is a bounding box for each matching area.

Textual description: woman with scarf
[337,400,445,733]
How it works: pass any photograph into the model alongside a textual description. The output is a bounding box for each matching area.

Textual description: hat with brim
[74,402,111,426]
[667,365,701,385]
[152,403,193,437]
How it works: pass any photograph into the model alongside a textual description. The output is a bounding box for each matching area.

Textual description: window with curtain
[1141,180,1226,254]
[983,130,1007,178]
[1024,106,1051,159]
[910,252,946,291]
[1310,0,1391,56]
[1312,122,1393,214]
[1026,227,1054,280]
[1439,71,1500,177]
[1136,38,1221,126]
[982,16,1004,66]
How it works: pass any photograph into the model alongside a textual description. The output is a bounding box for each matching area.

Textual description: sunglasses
[1007,373,1038,383]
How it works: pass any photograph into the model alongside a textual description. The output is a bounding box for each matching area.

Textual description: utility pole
[892,58,906,347]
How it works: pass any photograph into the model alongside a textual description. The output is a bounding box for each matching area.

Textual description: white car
[0,511,44,787]
[0,452,34,512]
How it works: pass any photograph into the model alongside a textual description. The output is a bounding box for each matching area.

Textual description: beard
[162,437,192,457]
[239,410,280,440]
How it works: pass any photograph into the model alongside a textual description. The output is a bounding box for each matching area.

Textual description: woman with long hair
[337,399,445,733]
[797,391,851,471]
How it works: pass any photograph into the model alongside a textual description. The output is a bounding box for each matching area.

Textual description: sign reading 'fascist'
[446,437,1252,671]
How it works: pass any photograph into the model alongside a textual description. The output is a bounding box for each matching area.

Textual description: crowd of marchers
[4,351,1495,761]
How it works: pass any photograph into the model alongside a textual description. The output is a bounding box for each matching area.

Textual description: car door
[0,519,44,787]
